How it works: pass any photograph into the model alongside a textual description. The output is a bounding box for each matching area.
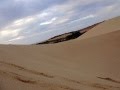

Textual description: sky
[0,0,120,44]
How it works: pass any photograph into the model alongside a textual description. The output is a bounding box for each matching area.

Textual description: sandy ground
[76,16,120,40]
[0,16,120,90]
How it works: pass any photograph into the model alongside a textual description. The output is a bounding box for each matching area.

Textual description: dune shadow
[97,77,120,84]
[0,61,54,78]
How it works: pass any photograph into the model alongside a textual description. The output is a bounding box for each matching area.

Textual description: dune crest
[77,16,120,40]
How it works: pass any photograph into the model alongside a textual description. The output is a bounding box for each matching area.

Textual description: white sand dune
[0,16,120,90]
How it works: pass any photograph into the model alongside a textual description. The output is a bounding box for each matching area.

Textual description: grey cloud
[0,0,67,28]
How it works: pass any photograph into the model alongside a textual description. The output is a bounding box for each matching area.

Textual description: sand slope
[76,16,120,40]
[0,17,120,90]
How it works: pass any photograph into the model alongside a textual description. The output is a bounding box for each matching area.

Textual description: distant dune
[0,16,120,90]
[36,22,101,44]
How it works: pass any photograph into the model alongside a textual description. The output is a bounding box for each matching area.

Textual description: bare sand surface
[76,16,120,40]
[0,16,120,90]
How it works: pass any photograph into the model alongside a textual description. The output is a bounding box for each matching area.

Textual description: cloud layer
[0,0,120,44]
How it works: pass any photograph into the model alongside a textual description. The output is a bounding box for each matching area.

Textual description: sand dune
[76,16,120,40]
[36,22,100,44]
[0,16,120,90]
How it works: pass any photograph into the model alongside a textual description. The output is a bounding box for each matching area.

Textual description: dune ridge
[76,16,120,40]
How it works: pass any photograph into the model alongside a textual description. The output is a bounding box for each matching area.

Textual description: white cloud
[53,18,69,25]
[50,0,98,13]
[95,2,120,20]
[68,14,96,24]
[0,29,21,38]
[40,17,57,25]
[7,36,25,42]
[79,15,95,21]
[37,12,50,18]
[13,17,35,27]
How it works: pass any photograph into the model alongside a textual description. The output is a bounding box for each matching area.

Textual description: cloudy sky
[0,0,120,44]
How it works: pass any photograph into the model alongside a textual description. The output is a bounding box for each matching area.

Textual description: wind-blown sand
[0,16,120,90]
